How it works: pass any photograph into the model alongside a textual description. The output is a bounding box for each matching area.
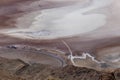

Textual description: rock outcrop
[0,57,119,80]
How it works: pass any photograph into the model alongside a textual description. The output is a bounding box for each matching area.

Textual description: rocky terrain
[0,57,119,80]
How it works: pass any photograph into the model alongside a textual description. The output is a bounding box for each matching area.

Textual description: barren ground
[0,0,120,80]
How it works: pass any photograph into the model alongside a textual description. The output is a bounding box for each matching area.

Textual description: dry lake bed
[0,0,120,80]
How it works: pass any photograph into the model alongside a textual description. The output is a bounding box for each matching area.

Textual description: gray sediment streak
[0,45,66,67]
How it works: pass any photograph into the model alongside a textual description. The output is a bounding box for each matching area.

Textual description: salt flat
[0,0,119,71]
